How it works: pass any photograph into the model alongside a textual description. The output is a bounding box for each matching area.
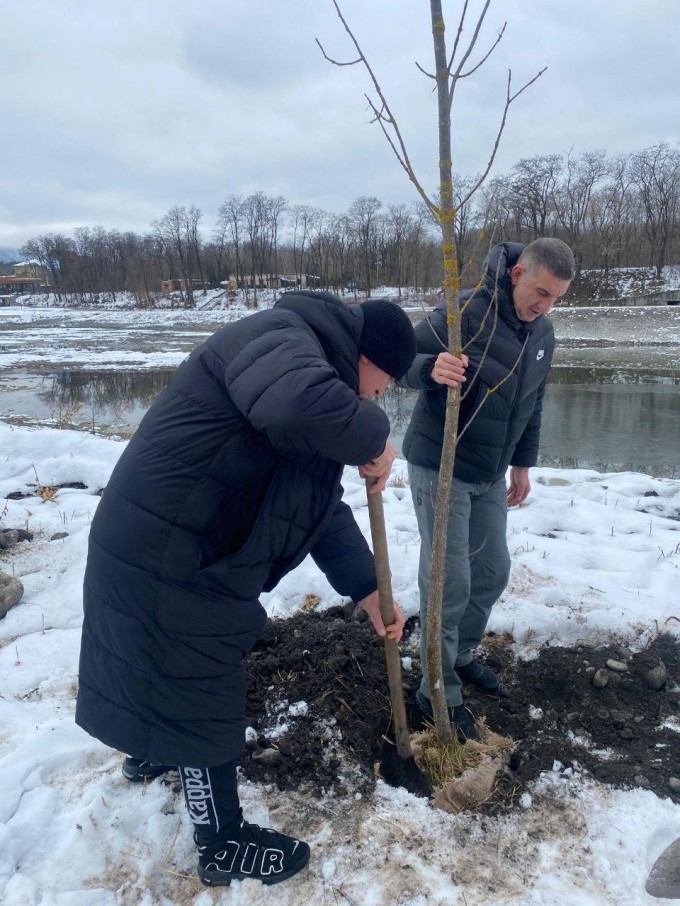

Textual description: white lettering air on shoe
[261,848,285,875]
[240,843,259,874]
[212,842,239,873]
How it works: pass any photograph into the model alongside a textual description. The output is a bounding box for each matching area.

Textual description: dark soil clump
[242,607,397,798]
[241,608,680,809]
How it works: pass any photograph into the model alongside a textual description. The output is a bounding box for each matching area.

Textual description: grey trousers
[408,462,511,707]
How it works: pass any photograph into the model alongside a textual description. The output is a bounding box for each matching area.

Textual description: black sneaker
[121,756,174,783]
[457,660,510,697]
[196,815,310,887]
[415,688,479,742]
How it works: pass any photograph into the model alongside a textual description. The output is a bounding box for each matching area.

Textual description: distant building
[14,261,49,282]
[0,261,50,295]
[0,275,45,294]
[160,278,205,293]
[232,273,321,291]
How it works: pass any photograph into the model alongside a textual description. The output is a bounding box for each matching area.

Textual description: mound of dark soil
[241,607,680,809]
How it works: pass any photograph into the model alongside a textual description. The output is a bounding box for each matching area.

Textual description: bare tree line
[17,142,680,306]
[479,142,680,284]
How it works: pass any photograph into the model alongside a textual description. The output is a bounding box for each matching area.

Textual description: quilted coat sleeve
[510,377,546,468]
[310,499,377,602]
[224,326,390,466]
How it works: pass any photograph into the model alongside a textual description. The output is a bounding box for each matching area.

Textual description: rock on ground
[0,571,24,618]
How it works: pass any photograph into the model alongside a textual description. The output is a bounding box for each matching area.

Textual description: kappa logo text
[181,767,215,826]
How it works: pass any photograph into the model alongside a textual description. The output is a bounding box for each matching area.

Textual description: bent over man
[402,239,575,741]
[75,290,416,887]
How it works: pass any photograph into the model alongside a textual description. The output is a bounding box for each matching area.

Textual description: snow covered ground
[582,265,680,301]
[1,303,678,375]
[1,421,679,905]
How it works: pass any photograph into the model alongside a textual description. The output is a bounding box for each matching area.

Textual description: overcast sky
[2,0,678,248]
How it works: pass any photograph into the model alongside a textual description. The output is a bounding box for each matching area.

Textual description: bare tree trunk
[319,0,543,743]
[426,0,461,742]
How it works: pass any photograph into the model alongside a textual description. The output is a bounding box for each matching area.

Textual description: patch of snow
[1,421,679,905]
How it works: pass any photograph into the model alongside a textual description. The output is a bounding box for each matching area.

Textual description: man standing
[402,239,575,741]
[75,291,416,887]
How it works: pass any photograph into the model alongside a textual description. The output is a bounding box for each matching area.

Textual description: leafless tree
[183,206,206,295]
[451,173,483,281]
[553,150,608,277]
[509,153,562,240]
[587,155,635,284]
[383,204,413,297]
[151,206,197,306]
[630,142,680,278]
[479,175,514,243]
[217,195,249,301]
[21,233,75,304]
[347,195,383,297]
[290,204,319,286]
[267,195,287,280]
[319,0,545,741]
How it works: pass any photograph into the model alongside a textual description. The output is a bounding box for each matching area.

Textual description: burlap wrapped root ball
[410,721,517,814]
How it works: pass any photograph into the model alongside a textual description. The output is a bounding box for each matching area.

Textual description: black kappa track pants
[179,758,241,845]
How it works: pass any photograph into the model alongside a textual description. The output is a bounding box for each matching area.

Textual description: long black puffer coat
[401,242,555,484]
[76,291,389,766]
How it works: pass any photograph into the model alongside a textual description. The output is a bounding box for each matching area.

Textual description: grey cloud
[2,0,678,246]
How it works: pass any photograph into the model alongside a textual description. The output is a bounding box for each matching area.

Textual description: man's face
[358,355,392,399]
[510,263,571,322]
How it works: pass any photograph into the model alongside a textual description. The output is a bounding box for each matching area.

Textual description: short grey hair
[517,238,575,281]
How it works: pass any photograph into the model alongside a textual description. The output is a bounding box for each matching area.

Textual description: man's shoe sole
[199,847,311,887]
[121,763,173,783]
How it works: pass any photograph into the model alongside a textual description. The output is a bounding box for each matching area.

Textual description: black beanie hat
[359,300,417,380]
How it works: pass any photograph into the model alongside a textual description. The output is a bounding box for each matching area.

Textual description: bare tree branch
[315,37,360,67]
[448,0,493,107]
[419,305,449,353]
[415,60,437,80]
[509,66,547,104]
[458,67,547,209]
[461,295,497,392]
[460,213,500,290]
[461,251,504,400]
[417,222,501,364]
[459,23,506,80]
[456,335,529,446]
[319,0,438,218]
[447,0,470,71]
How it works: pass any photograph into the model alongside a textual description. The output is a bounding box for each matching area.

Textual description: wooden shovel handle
[365,477,412,760]
[365,478,396,627]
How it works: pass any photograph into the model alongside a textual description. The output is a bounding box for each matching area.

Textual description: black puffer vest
[402,243,554,483]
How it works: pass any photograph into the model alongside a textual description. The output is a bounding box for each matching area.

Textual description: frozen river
[1,305,679,476]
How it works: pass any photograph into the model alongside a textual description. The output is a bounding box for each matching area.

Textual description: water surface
[1,306,678,476]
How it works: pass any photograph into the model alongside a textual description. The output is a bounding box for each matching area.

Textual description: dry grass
[32,465,58,503]
[416,727,483,789]
[50,399,84,430]
[301,593,321,611]
[482,632,514,653]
